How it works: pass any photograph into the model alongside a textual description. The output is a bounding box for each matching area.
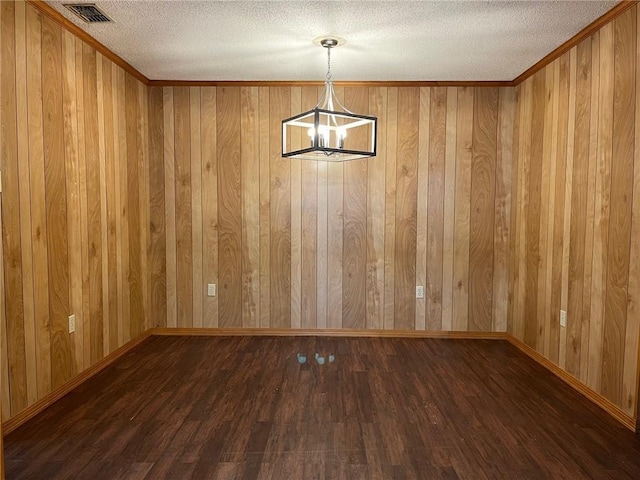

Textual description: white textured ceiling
[47,0,617,81]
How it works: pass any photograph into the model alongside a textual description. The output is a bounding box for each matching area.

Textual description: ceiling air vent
[63,4,112,23]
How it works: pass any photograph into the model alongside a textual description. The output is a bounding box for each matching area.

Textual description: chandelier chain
[326,47,332,81]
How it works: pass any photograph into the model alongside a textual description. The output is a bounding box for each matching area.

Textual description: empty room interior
[2,0,640,478]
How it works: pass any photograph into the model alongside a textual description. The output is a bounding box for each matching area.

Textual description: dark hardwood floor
[4,335,640,479]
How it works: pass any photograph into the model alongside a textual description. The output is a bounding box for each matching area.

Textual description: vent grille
[63,4,112,23]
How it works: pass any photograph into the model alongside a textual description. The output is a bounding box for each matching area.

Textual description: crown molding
[513,0,638,85]
[26,0,149,85]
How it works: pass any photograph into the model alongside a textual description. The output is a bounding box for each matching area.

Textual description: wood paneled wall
[509,5,640,416]
[151,85,515,331]
[0,0,151,421]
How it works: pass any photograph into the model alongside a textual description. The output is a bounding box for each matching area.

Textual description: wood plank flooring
[5,336,640,479]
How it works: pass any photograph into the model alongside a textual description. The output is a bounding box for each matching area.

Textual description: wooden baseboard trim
[506,335,636,432]
[2,330,153,436]
[149,327,507,339]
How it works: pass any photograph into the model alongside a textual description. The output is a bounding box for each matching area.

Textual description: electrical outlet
[560,310,567,328]
[68,314,76,334]
[416,285,424,299]
[207,283,217,297]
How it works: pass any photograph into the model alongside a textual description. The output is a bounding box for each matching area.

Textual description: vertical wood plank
[537,66,554,354]
[589,24,613,390]
[201,87,218,327]
[581,33,601,381]
[258,87,270,328]
[218,87,242,327]
[61,28,84,368]
[525,74,545,346]
[550,54,571,365]
[623,5,640,416]
[26,6,51,397]
[567,40,592,376]
[269,87,291,328]
[602,9,636,405]
[83,41,104,365]
[426,87,446,330]
[1,0,27,413]
[190,87,203,328]
[44,16,73,383]
[561,49,578,370]
[96,54,110,357]
[148,86,166,328]
[163,87,176,328]
[415,88,429,331]
[442,87,458,331]
[452,87,474,331]
[76,36,92,363]
[241,86,260,328]
[469,88,498,332]
[494,87,514,333]
[301,87,318,329]
[172,87,192,328]
[383,88,398,330]
[125,74,143,338]
[289,87,301,329]
[14,0,37,405]
[343,87,369,329]
[315,89,328,329]
[394,87,419,330]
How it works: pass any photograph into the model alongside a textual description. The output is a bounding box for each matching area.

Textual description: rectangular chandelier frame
[282,108,377,162]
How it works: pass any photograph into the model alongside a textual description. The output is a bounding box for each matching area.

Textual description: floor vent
[63,3,112,23]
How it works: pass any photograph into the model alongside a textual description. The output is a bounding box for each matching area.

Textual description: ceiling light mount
[320,38,339,48]
[282,37,377,162]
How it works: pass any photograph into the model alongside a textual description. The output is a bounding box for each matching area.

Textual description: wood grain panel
[602,9,635,405]
[15,0,37,406]
[442,87,458,332]
[163,87,177,328]
[200,87,218,328]
[43,15,73,386]
[580,33,600,382]
[566,40,592,377]
[301,87,318,329]
[1,0,28,414]
[524,73,545,346]
[384,88,398,330]
[190,87,203,328]
[549,54,571,366]
[241,86,260,328]
[0,0,151,421]
[61,27,83,368]
[426,87,446,330]
[289,88,301,329]
[269,87,291,328]
[468,88,498,332]
[343,87,368,329]
[258,87,270,328]
[510,4,640,415]
[452,87,474,332]
[218,87,242,327]
[588,23,613,391]
[26,3,51,399]
[172,87,192,328]
[415,87,429,331]
[148,87,166,328]
[394,88,419,330]
[494,88,514,333]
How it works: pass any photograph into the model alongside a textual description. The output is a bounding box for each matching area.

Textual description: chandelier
[281,38,377,162]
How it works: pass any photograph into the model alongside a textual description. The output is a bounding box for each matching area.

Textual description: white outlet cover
[207,283,216,297]
[416,286,424,299]
[560,310,567,327]
[68,314,76,334]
